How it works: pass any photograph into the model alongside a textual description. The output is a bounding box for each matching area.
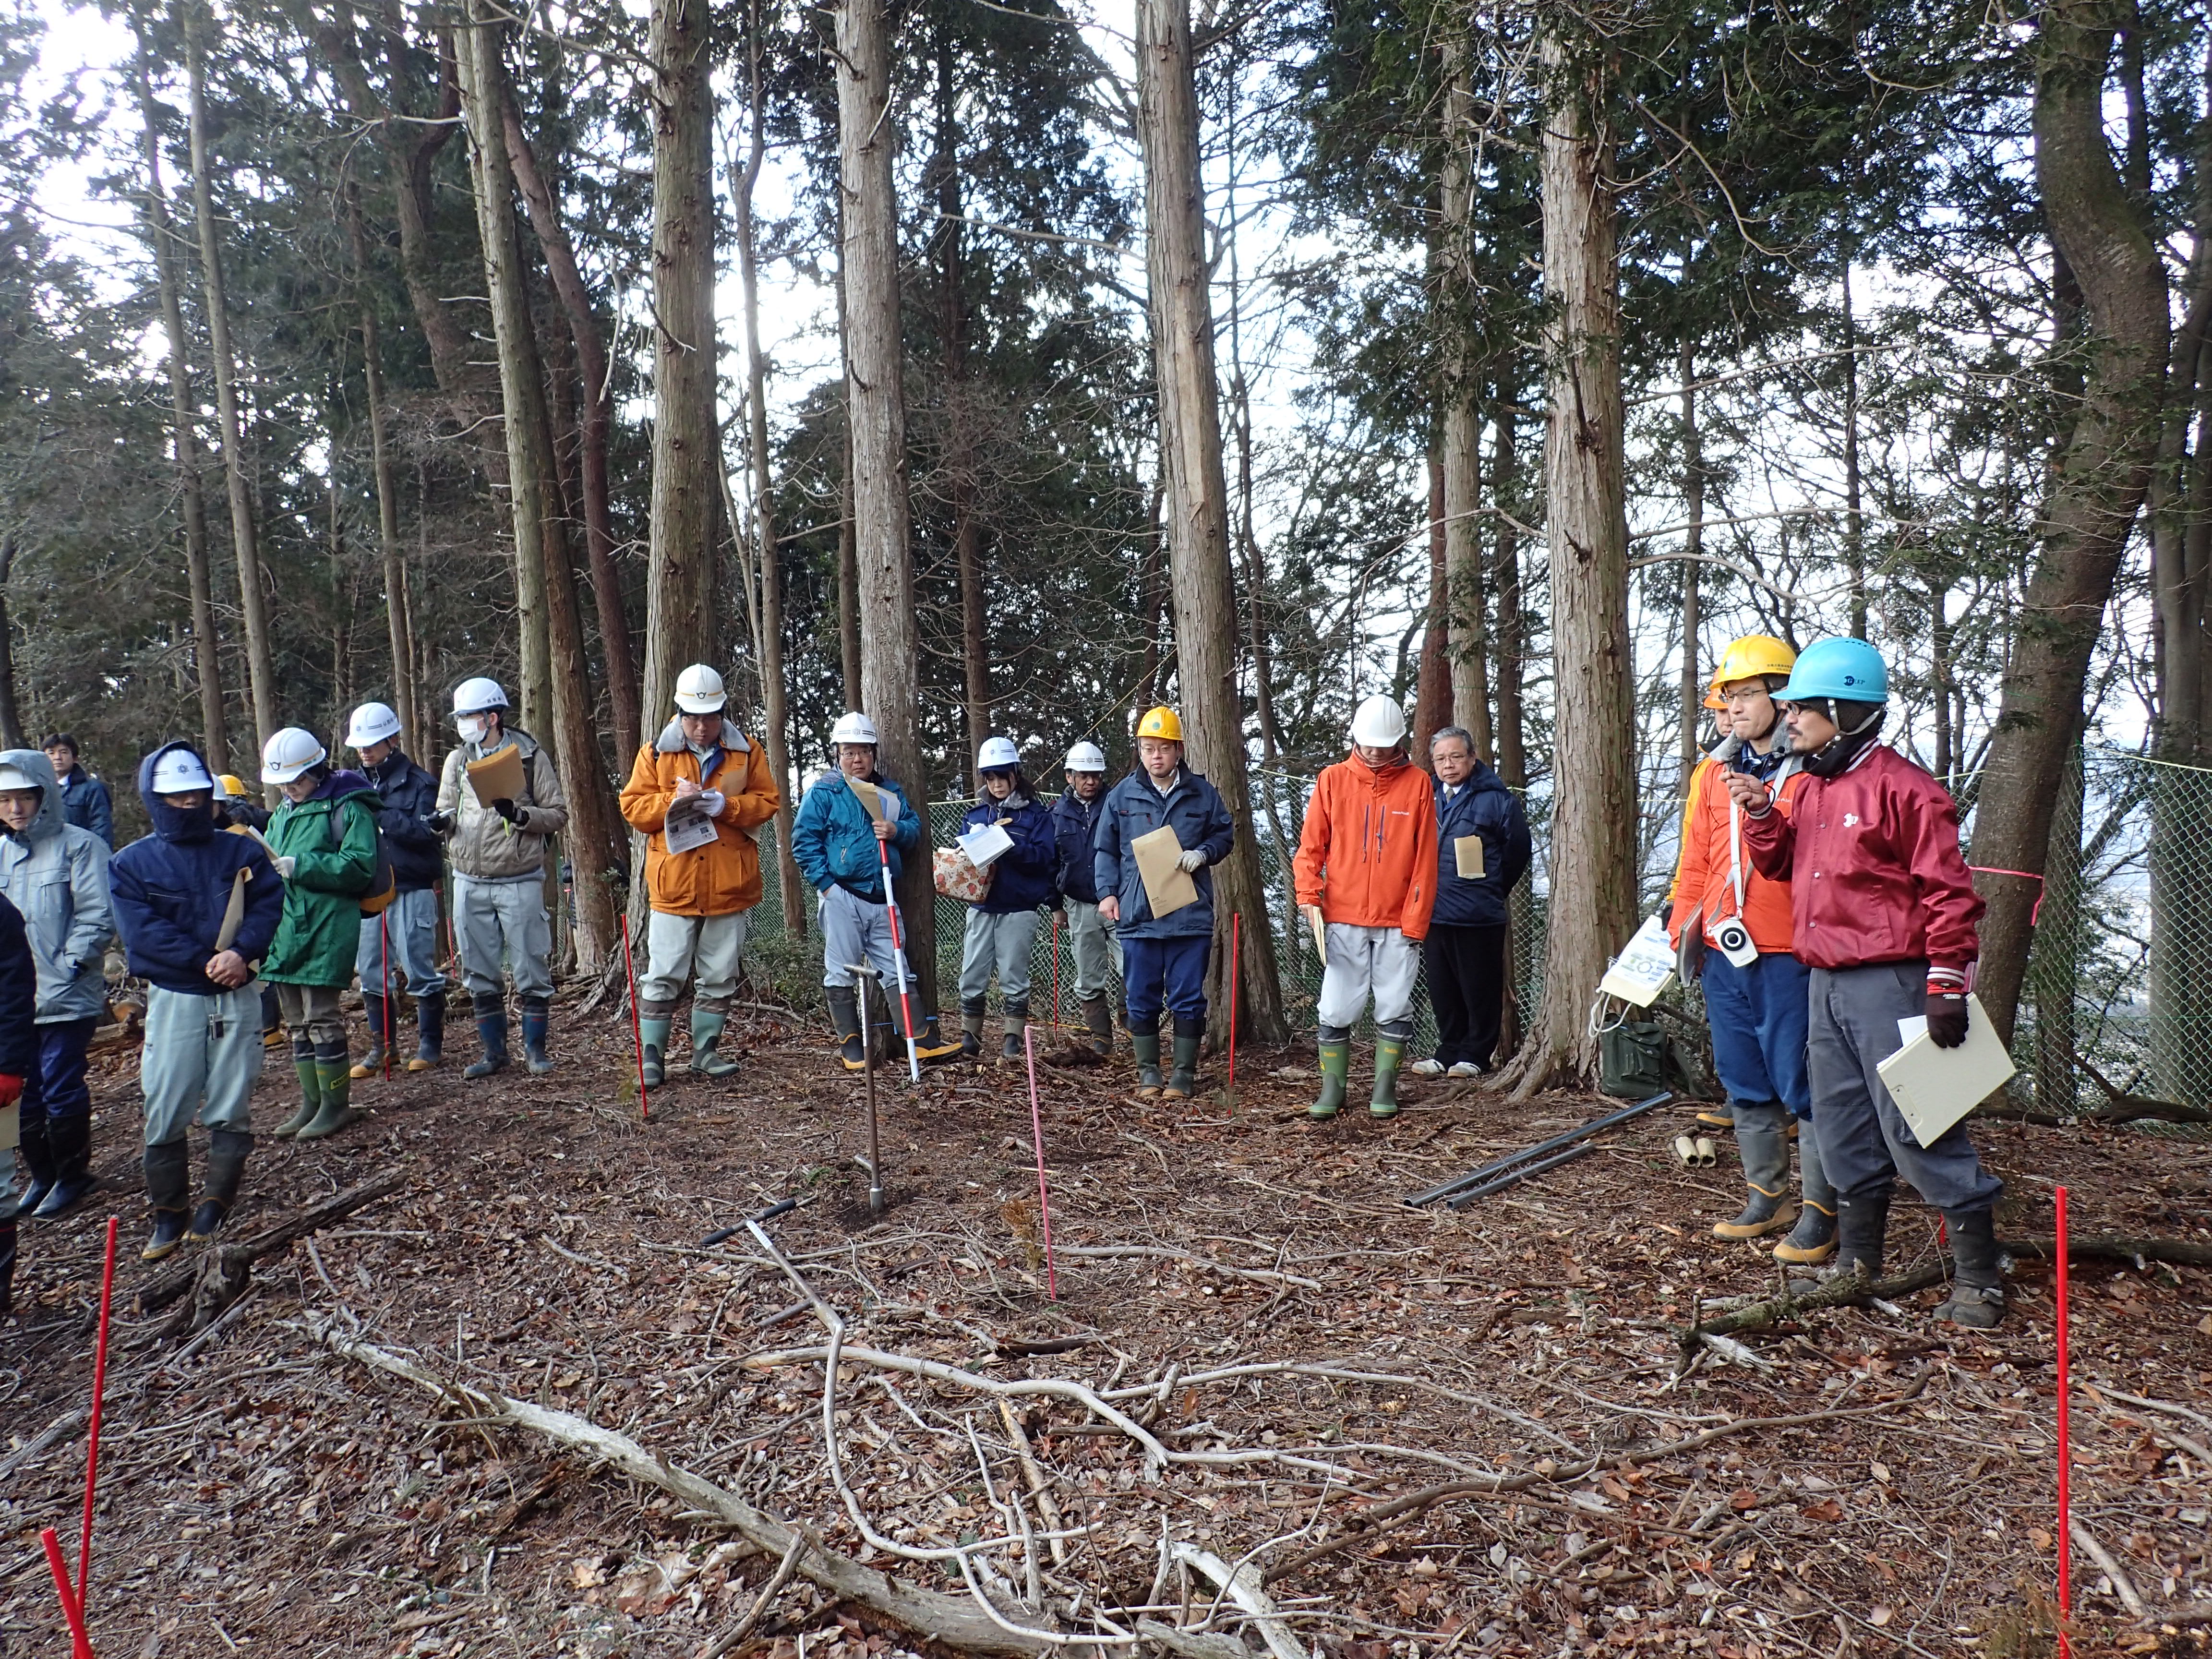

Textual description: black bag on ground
[1598,1018,1671,1099]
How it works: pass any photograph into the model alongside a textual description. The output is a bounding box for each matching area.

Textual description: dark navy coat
[361,749,443,892]
[1430,760,1531,928]
[1093,768,1234,940]
[1051,789,1107,904]
[109,741,284,996]
[0,892,34,1080]
[958,793,1057,914]
[56,767,114,848]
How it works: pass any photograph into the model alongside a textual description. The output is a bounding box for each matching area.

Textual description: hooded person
[1291,697,1439,1119]
[953,737,1059,1062]
[0,893,33,1311]
[258,727,381,1141]
[344,702,447,1077]
[618,665,782,1083]
[108,742,284,1261]
[1051,739,1120,1057]
[0,747,114,1218]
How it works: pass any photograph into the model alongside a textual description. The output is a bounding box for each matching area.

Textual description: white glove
[699,790,726,817]
[272,855,296,878]
[1175,849,1206,873]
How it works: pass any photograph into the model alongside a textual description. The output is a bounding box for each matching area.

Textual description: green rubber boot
[1163,1028,1202,1101]
[1310,1035,1350,1120]
[273,1044,322,1139]
[1132,1033,1164,1097]
[296,1050,361,1141]
[639,1017,671,1087]
[1370,1031,1407,1119]
[691,1010,741,1077]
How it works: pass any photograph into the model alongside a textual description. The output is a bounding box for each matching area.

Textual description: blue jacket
[110,741,284,996]
[361,749,443,891]
[1431,761,1532,928]
[1051,789,1107,904]
[0,748,114,1022]
[56,766,114,848]
[792,769,922,902]
[1094,767,1234,940]
[0,892,34,1081]
[959,793,1057,914]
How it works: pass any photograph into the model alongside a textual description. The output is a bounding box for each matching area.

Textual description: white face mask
[457,715,488,745]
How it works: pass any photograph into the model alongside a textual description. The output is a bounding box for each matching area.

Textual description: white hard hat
[977,735,1021,771]
[1350,695,1409,747]
[452,677,509,718]
[260,727,328,784]
[150,749,215,794]
[0,763,36,792]
[1064,740,1106,772]
[674,663,728,714]
[830,711,878,747]
[345,702,402,750]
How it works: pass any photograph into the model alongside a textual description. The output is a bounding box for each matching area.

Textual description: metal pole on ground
[851,962,887,1219]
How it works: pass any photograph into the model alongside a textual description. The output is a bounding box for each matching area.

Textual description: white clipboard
[1876,993,2016,1144]
[1596,913,1676,1008]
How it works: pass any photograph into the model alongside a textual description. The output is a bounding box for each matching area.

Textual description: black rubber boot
[1000,998,1029,1064]
[1935,1206,2006,1329]
[827,986,866,1072]
[1079,994,1112,1058]
[0,1218,15,1315]
[911,1014,963,1064]
[464,993,508,1080]
[1714,1103,1796,1239]
[960,998,986,1061]
[142,1139,192,1262]
[410,994,445,1072]
[352,993,390,1079]
[32,1114,95,1219]
[1131,1029,1164,1097]
[190,1129,252,1241]
[13,1117,54,1218]
[520,996,554,1074]
[1163,1016,1203,1101]
[1793,1186,1889,1298]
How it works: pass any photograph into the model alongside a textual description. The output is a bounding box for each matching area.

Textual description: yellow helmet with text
[1703,635,1798,709]
[1136,706,1184,743]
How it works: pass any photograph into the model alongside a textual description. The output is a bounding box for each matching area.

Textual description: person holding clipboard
[618,665,781,1082]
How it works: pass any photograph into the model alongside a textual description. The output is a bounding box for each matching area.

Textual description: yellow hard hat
[1136,706,1184,742]
[1704,635,1797,709]
[217,773,251,799]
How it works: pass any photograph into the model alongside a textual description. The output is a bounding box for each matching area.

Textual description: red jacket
[1293,752,1439,939]
[1739,744,1982,972]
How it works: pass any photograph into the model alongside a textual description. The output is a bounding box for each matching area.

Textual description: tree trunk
[735,0,806,938]
[837,0,939,1011]
[1969,0,2171,1044]
[2027,739,2083,1113]
[932,37,991,766]
[134,12,229,772]
[456,5,621,969]
[1678,343,1704,791]
[837,453,863,709]
[1412,448,1451,757]
[0,534,20,749]
[502,89,641,762]
[186,1,277,765]
[1840,260,1867,639]
[1497,26,1638,1098]
[1491,397,1527,1063]
[1136,0,1286,1048]
[346,193,418,753]
[1440,41,1490,761]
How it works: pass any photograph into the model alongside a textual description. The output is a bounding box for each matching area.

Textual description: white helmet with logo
[674,664,728,714]
[1349,695,1408,747]
[345,702,402,749]
[150,748,215,794]
[452,677,509,718]
[1063,740,1106,772]
[260,727,328,784]
[977,735,1021,772]
[830,712,878,747]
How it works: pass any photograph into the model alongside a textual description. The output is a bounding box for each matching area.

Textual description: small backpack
[326,795,397,916]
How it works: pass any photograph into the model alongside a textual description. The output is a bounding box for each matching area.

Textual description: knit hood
[136,740,217,844]
[0,747,63,844]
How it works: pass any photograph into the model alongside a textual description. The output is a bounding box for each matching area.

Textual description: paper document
[0,1101,18,1152]
[957,822,1014,869]
[1454,834,1486,879]
[664,809,718,856]
[1305,906,1327,955]
[1596,912,1676,1008]
[848,778,887,823]
[1131,824,1198,919]
[215,867,252,951]
[465,744,526,807]
[1876,993,2015,1146]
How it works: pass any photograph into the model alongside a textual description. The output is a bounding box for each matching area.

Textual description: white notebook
[1875,993,2017,1144]
[1597,913,1676,1008]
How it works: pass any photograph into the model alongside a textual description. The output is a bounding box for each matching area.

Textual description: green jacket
[263,770,381,987]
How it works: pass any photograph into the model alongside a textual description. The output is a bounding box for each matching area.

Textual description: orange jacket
[619,720,782,918]
[1666,747,1805,955]
[1292,752,1439,939]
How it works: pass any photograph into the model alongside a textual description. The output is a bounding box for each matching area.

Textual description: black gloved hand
[1925,986,1969,1048]
[491,798,522,825]
[427,810,454,835]
[1675,925,1707,983]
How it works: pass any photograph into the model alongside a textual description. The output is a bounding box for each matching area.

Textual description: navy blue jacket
[1051,789,1107,904]
[1094,768,1235,940]
[57,766,114,848]
[0,892,34,1080]
[361,749,442,891]
[959,793,1057,914]
[1431,761,1532,928]
[109,742,284,996]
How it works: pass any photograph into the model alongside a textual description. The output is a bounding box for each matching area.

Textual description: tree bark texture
[346,193,418,755]
[837,0,939,1010]
[186,1,277,767]
[0,535,20,749]
[1413,449,1451,758]
[1500,30,1638,1097]
[1136,0,1286,1046]
[1440,42,1490,761]
[1678,345,1704,792]
[1969,0,2171,1044]
[1492,397,1527,1063]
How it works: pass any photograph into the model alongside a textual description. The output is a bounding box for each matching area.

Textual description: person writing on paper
[1094,707,1233,1102]
[344,703,447,1077]
[1666,636,1833,1262]
[108,742,282,1261]
[1052,741,1121,1058]
[431,678,568,1078]
[1409,725,1530,1082]
[953,737,1058,1062]
[619,665,782,1083]
[791,712,963,1071]
[1730,637,2006,1329]
[1291,697,1439,1120]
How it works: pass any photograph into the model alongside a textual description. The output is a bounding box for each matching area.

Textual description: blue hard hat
[1771,637,1888,703]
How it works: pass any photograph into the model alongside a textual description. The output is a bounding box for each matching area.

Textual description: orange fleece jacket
[1292,752,1439,939]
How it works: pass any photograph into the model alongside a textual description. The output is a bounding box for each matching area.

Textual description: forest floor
[3,996,2211,1659]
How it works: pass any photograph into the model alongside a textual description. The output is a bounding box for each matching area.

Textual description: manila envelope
[848,777,887,823]
[465,743,527,807]
[1454,834,1486,879]
[1131,824,1198,919]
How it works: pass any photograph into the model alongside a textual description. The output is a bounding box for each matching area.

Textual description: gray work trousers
[1807,961,2003,1210]
[453,873,554,1001]
[142,984,264,1146]
[1063,898,1122,1000]
[356,886,446,998]
[959,908,1042,1009]
[640,910,748,1016]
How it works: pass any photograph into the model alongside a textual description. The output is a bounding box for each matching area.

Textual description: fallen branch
[303,1318,1058,1655]
[138,1168,406,1319]
[2070,1516,2149,1619]
[2074,1048,2212,1126]
[1260,1374,1928,1585]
